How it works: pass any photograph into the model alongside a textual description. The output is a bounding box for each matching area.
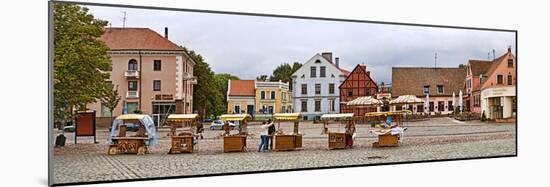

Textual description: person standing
[258,121,270,152]
[267,118,276,150]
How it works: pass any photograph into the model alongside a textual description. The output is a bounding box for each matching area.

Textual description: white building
[291,52,350,120]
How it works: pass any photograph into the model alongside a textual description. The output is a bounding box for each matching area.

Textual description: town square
[50,2,516,185]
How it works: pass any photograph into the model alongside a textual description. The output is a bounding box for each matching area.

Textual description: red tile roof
[100,28,183,51]
[392,67,466,96]
[468,60,493,76]
[228,80,255,97]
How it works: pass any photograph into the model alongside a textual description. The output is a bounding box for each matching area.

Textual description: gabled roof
[339,64,378,90]
[228,80,255,97]
[468,60,493,76]
[480,49,516,89]
[392,67,466,96]
[100,27,184,51]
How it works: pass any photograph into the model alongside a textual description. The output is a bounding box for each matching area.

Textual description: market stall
[108,114,157,155]
[219,114,251,153]
[367,110,411,147]
[320,113,355,149]
[167,114,200,154]
[273,113,302,151]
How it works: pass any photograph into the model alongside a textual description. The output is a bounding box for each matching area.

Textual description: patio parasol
[346,96,383,107]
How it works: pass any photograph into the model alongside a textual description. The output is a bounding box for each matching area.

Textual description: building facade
[480,48,516,120]
[291,52,349,120]
[226,80,292,115]
[391,66,466,114]
[227,80,256,114]
[464,59,493,114]
[255,81,293,114]
[87,27,196,126]
[339,64,379,116]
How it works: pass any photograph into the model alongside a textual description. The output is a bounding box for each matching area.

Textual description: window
[101,103,112,117]
[329,99,335,112]
[314,59,321,64]
[320,66,326,77]
[234,105,240,114]
[301,100,307,112]
[438,101,445,112]
[268,106,274,114]
[301,84,307,95]
[329,84,335,94]
[423,85,430,94]
[417,104,424,112]
[282,92,286,101]
[364,88,371,96]
[128,81,138,91]
[508,59,513,68]
[315,100,321,112]
[315,84,321,95]
[497,75,503,84]
[347,89,353,96]
[261,91,266,99]
[153,80,161,91]
[429,102,434,112]
[310,66,317,77]
[271,91,275,100]
[153,60,161,71]
[448,101,454,111]
[507,74,513,85]
[126,102,138,114]
[128,59,138,70]
[437,85,444,94]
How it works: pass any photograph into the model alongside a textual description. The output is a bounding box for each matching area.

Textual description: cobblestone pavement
[52,117,516,184]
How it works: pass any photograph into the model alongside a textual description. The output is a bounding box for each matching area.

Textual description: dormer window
[508,59,513,68]
[423,85,430,95]
[437,85,444,94]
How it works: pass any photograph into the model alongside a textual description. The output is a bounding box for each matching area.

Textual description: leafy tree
[256,75,269,81]
[53,4,111,123]
[186,48,225,117]
[100,84,121,125]
[269,62,302,90]
[214,73,240,114]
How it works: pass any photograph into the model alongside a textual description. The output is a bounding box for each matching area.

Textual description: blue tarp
[108,115,157,147]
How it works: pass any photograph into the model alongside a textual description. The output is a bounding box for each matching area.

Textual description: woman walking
[258,121,270,152]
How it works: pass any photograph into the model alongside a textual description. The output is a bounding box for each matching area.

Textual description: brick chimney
[164,27,168,39]
[321,52,333,63]
[335,57,340,68]
[508,46,512,53]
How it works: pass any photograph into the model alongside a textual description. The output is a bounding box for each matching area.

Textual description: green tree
[269,62,302,90]
[256,75,269,81]
[53,4,111,122]
[100,84,121,125]
[186,48,225,117]
[214,73,240,114]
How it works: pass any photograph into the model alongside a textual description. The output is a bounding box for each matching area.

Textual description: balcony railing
[127,91,139,98]
[124,70,139,78]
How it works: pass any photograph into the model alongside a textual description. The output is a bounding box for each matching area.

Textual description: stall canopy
[389,95,423,105]
[273,113,301,121]
[109,114,157,146]
[346,96,382,106]
[167,114,199,122]
[321,113,355,120]
[220,114,251,121]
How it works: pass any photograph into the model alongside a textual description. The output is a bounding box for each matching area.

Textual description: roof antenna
[492,49,495,61]
[121,11,127,28]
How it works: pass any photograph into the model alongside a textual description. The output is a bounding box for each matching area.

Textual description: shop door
[247,105,254,115]
[489,98,503,119]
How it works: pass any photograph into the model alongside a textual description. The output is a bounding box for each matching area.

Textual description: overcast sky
[85,5,515,84]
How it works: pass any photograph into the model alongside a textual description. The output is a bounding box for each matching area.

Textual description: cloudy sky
[85,5,515,84]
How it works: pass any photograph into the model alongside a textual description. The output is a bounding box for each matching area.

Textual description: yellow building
[226,80,292,115]
[255,81,292,114]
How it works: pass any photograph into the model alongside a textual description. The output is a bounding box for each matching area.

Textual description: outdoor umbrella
[452,92,456,113]
[346,96,382,107]
[459,90,463,113]
[390,95,423,112]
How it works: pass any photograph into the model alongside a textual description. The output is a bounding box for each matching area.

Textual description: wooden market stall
[108,114,157,155]
[320,113,356,150]
[167,114,200,154]
[219,114,251,153]
[273,113,302,151]
[367,110,411,147]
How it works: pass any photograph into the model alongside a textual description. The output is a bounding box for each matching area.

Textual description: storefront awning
[220,114,251,121]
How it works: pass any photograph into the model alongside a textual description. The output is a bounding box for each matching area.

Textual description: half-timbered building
[339,65,379,116]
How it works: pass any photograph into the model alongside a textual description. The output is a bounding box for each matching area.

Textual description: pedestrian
[258,121,270,152]
[267,118,276,150]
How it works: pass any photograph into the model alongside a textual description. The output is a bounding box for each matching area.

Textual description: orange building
[479,48,516,120]
[87,27,197,126]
